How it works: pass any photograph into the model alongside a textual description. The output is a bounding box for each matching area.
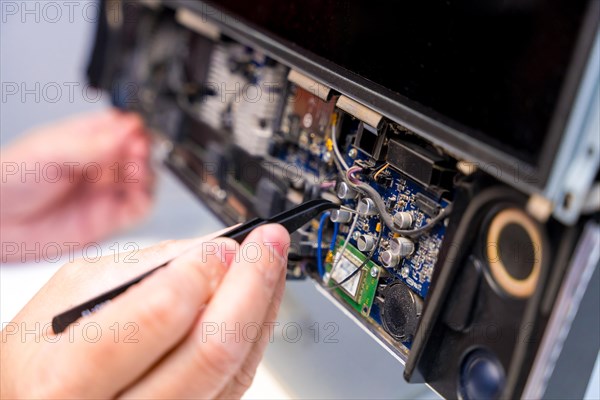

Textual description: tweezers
[51,199,340,334]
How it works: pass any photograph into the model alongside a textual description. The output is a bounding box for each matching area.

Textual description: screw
[348,148,358,159]
[370,266,379,278]
[212,187,227,201]
[401,266,410,278]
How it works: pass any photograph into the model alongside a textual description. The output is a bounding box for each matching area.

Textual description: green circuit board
[326,239,380,317]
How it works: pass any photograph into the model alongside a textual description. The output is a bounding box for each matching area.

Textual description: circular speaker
[485,208,542,298]
[381,282,422,342]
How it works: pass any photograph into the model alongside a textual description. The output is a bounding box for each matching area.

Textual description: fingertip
[235,224,289,288]
[249,223,290,259]
[195,237,239,268]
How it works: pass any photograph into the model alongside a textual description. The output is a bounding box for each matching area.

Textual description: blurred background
[1,2,597,399]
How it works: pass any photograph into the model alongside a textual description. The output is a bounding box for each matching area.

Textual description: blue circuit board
[274,143,448,300]
[273,135,450,349]
[350,156,449,350]
[275,144,326,177]
[345,153,449,300]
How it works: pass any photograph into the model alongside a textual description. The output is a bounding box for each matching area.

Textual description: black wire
[327,217,383,290]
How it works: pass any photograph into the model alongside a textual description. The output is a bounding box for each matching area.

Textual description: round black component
[459,349,506,400]
[498,223,536,280]
[381,282,421,342]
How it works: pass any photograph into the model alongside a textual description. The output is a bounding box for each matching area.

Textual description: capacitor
[357,234,376,252]
[357,198,377,215]
[337,182,357,200]
[393,211,413,229]
[389,236,415,258]
[380,237,415,268]
[330,209,353,224]
[380,250,400,268]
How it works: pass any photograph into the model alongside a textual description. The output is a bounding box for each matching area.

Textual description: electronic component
[345,149,449,299]
[357,234,377,252]
[330,255,362,299]
[380,250,400,269]
[390,237,415,258]
[379,237,414,268]
[414,192,441,217]
[231,60,286,156]
[330,209,353,224]
[393,211,413,229]
[198,43,241,131]
[484,208,542,299]
[380,282,423,342]
[197,42,287,156]
[327,240,380,316]
[353,122,386,160]
[337,181,358,199]
[357,198,377,215]
[274,84,337,177]
[386,139,453,188]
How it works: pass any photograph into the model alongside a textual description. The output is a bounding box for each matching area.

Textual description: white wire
[331,123,350,171]
[328,212,360,283]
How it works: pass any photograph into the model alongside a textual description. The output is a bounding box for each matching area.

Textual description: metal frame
[543,32,600,224]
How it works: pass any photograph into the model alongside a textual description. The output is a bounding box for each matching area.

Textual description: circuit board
[333,143,448,296]
[271,88,449,300]
[347,158,448,299]
[270,82,450,348]
[273,86,337,177]
[325,240,380,317]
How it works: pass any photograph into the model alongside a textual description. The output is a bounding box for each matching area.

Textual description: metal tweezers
[51,199,340,334]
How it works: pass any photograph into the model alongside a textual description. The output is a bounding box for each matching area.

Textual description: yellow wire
[373,163,389,180]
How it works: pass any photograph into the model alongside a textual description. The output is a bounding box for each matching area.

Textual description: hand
[1,109,153,262]
[1,224,290,399]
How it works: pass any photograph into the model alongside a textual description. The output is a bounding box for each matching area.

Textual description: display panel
[211,0,592,163]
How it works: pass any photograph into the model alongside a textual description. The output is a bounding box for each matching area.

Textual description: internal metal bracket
[543,32,600,225]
